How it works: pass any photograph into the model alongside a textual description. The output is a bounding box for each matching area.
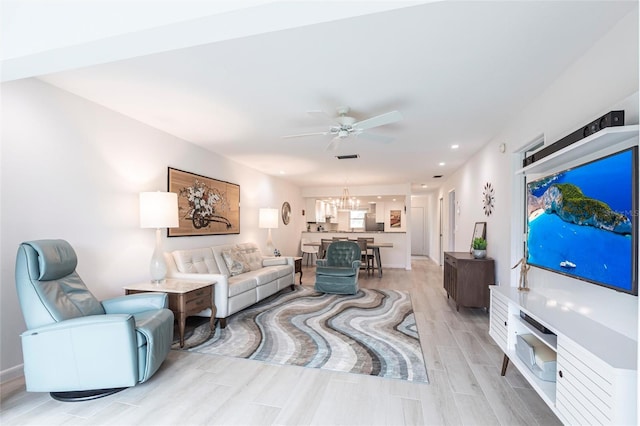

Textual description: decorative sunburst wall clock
[483,182,495,216]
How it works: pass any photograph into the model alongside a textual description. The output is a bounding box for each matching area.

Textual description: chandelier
[338,186,359,210]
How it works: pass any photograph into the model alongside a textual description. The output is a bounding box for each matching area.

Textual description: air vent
[433,175,443,178]
[336,154,359,160]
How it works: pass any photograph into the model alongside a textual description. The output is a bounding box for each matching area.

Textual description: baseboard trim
[1,364,24,384]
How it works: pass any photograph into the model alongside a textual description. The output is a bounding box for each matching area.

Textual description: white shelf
[505,346,557,409]
[514,314,557,351]
[516,125,639,175]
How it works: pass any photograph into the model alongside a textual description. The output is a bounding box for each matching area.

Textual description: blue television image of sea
[527,149,634,292]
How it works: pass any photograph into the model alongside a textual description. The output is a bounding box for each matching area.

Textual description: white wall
[0,78,303,379]
[437,8,638,339]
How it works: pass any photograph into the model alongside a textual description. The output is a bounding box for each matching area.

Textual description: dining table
[305,240,394,278]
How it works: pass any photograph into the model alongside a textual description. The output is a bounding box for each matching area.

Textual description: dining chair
[301,238,319,266]
[355,239,373,276]
[358,237,376,275]
[320,239,333,259]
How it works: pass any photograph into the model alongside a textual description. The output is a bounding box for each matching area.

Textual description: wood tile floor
[1,257,561,425]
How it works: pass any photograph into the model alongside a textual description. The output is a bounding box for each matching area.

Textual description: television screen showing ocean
[527,213,632,291]
[527,149,634,292]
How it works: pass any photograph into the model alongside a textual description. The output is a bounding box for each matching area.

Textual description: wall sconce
[259,208,279,255]
[139,191,179,282]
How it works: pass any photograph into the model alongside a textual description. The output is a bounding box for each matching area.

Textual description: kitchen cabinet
[375,202,385,223]
[315,200,326,223]
[325,203,338,223]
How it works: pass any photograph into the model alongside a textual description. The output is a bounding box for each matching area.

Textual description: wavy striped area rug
[189,286,429,383]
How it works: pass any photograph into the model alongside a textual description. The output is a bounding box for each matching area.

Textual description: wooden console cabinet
[443,252,495,311]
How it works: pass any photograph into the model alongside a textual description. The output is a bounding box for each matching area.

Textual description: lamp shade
[139,192,179,228]
[258,208,279,229]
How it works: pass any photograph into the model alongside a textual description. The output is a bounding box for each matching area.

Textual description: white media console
[489,285,637,425]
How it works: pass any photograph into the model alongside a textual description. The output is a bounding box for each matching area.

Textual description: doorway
[411,207,425,255]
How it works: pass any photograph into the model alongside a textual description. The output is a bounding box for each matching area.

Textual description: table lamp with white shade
[139,191,179,282]
[259,208,279,255]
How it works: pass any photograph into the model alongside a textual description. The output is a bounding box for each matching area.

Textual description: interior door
[410,207,425,255]
[448,190,456,252]
[439,197,444,266]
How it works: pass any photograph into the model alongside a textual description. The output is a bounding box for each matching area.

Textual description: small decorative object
[472,237,487,259]
[512,256,531,291]
[483,182,495,216]
[470,222,487,253]
[274,248,281,257]
[281,201,291,225]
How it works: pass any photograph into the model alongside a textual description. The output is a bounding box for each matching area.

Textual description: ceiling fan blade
[353,110,403,131]
[356,132,394,144]
[326,136,341,151]
[282,131,329,139]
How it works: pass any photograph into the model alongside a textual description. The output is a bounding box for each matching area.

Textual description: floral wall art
[168,167,240,236]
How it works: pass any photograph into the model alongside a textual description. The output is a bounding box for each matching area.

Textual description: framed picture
[390,210,401,228]
[168,167,240,236]
[470,221,487,253]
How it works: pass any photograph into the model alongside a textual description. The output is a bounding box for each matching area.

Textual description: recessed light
[451,144,459,149]
[377,196,382,199]
[421,184,427,188]
[439,162,445,166]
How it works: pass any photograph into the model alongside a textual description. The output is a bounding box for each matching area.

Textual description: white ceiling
[3,1,636,194]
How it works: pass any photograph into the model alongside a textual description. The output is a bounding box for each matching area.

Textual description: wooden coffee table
[123,279,216,348]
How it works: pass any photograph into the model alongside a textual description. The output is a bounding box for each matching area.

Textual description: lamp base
[150,228,167,282]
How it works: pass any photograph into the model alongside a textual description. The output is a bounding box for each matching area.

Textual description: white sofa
[165,242,295,327]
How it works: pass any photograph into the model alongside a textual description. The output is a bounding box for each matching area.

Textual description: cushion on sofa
[227,274,258,297]
[236,243,263,271]
[172,248,220,274]
[262,257,288,267]
[221,248,251,276]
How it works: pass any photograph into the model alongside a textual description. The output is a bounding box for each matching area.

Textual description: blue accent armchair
[15,239,174,401]
[314,240,361,295]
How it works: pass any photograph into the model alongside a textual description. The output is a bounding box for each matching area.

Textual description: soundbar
[520,311,555,335]
[523,110,625,167]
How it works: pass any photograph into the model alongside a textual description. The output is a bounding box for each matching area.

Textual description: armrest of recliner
[352,260,361,269]
[102,293,168,314]
[20,314,140,391]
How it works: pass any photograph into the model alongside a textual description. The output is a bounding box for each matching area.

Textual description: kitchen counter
[305,230,405,234]
[301,231,408,270]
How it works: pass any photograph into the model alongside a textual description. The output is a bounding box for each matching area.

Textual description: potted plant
[472,237,487,259]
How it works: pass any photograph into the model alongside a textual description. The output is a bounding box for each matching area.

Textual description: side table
[293,256,302,284]
[123,279,216,348]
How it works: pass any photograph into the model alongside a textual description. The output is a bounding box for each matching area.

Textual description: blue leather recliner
[15,239,174,401]
[314,240,361,295]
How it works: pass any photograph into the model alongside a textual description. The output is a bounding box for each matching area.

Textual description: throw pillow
[221,248,250,276]
[236,243,263,271]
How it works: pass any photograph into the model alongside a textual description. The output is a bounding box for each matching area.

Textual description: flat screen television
[526,147,638,296]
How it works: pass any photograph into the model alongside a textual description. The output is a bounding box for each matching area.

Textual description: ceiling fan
[283,106,403,151]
